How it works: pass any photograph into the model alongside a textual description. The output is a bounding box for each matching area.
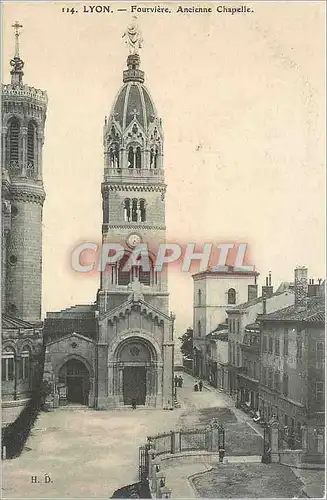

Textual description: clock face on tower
[127,233,142,248]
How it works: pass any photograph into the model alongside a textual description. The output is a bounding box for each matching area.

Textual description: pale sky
[2,2,325,336]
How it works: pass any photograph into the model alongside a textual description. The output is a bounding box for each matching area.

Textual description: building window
[11,205,18,217]
[236,346,240,366]
[275,338,280,355]
[198,320,201,337]
[268,337,273,354]
[253,361,257,379]
[123,198,146,223]
[7,118,20,170]
[9,255,17,265]
[283,373,289,397]
[227,288,236,305]
[117,253,153,286]
[27,122,37,178]
[108,142,120,168]
[236,319,240,334]
[1,347,15,381]
[315,382,324,402]
[132,198,138,222]
[268,369,273,388]
[128,145,142,169]
[150,147,158,169]
[262,367,267,386]
[198,289,202,306]
[20,347,31,380]
[296,340,303,360]
[316,342,325,368]
[274,371,280,391]
[283,328,289,356]
[135,147,142,168]
[139,256,151,286]
[263,336,267,352]
[123,198,131,222]
[128,146,135,168]
[139,199,146,222]
[232,344,236,365]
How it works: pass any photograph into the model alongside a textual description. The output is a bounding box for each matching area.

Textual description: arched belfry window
[27,122,37,178]
[7,118,20,171]
[124,198,131,222]
[123,198,146,223]
[228,288,236,305]
[132,198,138,222]
[198,320,202,336]
[150,147,158,169]
[140,199,146,222]
[117,253,154,287]
[136,147,142,168]
[128,146,134,169]
[118,254,131,286]
[127,144,142,169]
[198,289,202,306]
[109,143,120,168]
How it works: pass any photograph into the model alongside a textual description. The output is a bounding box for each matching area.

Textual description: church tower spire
[99,21,167,313]
[10,21,24,86]
[1,23,47,322]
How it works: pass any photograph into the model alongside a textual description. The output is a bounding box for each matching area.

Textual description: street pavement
[2,373,227,498]
[2,373,324,498]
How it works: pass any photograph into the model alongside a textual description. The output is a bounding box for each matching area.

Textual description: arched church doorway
[117,338,156,406]
[58,359,90,405]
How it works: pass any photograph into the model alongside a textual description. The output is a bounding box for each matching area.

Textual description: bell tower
[99,36,168,315]
[1,22,47,322]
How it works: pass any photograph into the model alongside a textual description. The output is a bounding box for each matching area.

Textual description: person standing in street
[199,380,203,392]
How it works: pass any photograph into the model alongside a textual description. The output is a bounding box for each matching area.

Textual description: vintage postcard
[1,1,325,498]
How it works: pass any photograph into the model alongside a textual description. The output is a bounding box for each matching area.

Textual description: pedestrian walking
[194,383,198,392]
[199,380,203,392]
[174,375,178,388]
[132,398,137,410]
[179,376,183,388]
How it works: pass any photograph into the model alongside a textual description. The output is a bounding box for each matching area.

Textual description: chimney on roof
[262,272,274,298]
[308,278,325,297]
[294,266,308,310]
[248,284,258,301]
[262,297,267,314]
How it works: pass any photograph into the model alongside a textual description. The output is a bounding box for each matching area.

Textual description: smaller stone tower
[1,22,47,322]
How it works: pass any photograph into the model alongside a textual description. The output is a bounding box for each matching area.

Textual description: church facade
[43,32,175,409]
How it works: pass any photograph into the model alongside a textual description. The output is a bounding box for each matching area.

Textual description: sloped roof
[206,323,229,341]
[2,313,37,331]
[228,287,294,312]
[259,296,325,323]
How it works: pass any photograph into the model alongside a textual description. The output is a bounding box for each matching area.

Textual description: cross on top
[12,21,23,57]
[12,21,23,35]
[130,108,140,118]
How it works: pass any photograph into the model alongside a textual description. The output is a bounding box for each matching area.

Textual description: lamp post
[151,457,161,492]
[156,471,166,498]
[160,486,172,499]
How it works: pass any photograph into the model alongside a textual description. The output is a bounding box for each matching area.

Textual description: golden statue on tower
[122,18,143,55]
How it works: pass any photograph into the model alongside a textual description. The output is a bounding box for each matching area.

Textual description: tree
[179,327,193,359]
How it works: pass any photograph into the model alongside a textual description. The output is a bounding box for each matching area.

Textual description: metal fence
[279,427,302,450]
[180,428,209,452]
[150,432,174,455]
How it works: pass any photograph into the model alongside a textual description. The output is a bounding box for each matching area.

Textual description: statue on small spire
[10,21,24,85]
[122,17,143,55]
